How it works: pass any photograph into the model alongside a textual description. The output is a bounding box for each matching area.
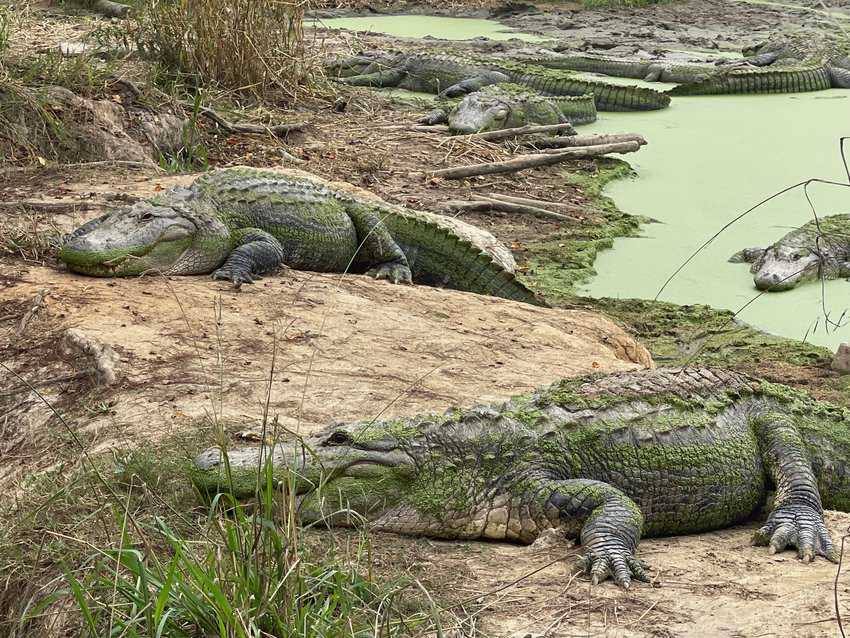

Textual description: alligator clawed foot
[212,267,256,287]
[751,504,838,563]
[577,547,650,589]
[367,263,413,285]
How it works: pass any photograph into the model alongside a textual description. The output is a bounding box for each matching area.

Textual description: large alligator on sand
[538,33,850,95]
[421,82,597,134]
[329,51,671,112]
[193,367,848,588]
[731,213,850,291]
[58,167,540,304]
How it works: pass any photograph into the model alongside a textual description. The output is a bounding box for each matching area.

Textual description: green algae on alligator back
[59,167,542,305]
[578,90,850,350]
[193,367,850,588]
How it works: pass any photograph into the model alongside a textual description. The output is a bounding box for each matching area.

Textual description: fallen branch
[430,141,642,180]
[444,198,573,222]
[194,105,307,137]
[529,132,647,149]
[459,122,576,143]
[0,200,97,213]
[485,193,585,214]
[17,289,49,337]
[63,328,120,386]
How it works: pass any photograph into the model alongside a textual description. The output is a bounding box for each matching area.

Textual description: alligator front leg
[346,206,412,284]
[338,69,407,88]
[751,412,838,562]
[211,228,285,286]
[543,479,648,588]
[439,71,511,98]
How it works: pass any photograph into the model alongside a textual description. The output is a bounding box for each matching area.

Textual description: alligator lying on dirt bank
[193,367,846,588]
[539,33,850,95]
[329,51,671,112]
[421,82,597,133]
[59,167,541,304]
[731,213,850,291]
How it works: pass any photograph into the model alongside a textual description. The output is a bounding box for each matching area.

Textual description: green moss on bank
[521,159,850,406]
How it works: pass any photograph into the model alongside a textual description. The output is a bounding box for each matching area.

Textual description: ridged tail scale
[668,65,832,95]
[536,55,653,80]
[501,65,672,111]
[382,214,544,306]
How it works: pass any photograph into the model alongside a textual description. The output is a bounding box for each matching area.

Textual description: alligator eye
[140,212,155,222]
[326,431,352,446]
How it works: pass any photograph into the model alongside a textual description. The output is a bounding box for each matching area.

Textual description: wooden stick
[193,105,307,137]
[0,201,97,213]
[485,193,584,214]
[472,196,574,221]
[529,132,647,149]
[444,198,573,222]
[16,289,49,337]
[430,141,642,180]
[459,122,576,143]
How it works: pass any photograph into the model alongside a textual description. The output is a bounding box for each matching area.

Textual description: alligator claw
[577,548,650,589]
[751,504,838,563]
[212,268,255,286]
[367,263,413,285]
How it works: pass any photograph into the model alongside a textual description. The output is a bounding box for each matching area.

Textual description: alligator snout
[754,272,800,291]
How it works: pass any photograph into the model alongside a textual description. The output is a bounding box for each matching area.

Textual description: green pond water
[312,16,545,42]
[314,14,850,347]
[581,90,850,349]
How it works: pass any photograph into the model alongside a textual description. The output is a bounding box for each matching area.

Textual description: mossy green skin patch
[193,367,850,585]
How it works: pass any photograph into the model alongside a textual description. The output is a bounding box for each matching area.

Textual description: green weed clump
[8,441,424,638]
[134,0,317,101]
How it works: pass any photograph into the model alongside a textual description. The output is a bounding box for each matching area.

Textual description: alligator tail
[535,55,652,80]
[668,66,832,95]
[506,68,671,111]
[383,214,545,306]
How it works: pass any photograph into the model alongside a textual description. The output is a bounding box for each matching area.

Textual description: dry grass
[134,0,319,102]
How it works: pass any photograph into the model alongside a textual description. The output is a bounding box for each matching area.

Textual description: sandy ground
[0,263,650,480]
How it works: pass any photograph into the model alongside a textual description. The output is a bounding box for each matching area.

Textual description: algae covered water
[581,90,850,349]
[313,16,544,42]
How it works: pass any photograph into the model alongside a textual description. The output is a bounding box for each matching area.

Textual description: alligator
[328,51,671,112]
[192,366,848,588]
[730,213,850,291]
[536,33,850,96]
[58,167,541,304]
[420,83,597,134]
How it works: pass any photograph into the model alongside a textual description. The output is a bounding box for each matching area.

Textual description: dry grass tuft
[134,0,319,102]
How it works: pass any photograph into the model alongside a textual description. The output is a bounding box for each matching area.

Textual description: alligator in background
[731,213,850,291]
[193,367,847,588]
[58,167,541,305]
[328,51,672,112]
[420,82,597,134]
[535,33,850,95]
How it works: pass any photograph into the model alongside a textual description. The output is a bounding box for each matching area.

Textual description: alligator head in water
[730,213,850,291]
[58,190,229,277]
